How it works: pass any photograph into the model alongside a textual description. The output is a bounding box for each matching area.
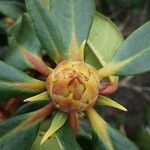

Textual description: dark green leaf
[0,19,7,35]
[0,1,24,19]
[31,120,81,150]
[26,0,67,63]
[135,127,150,150]
[0,112,40,150]
[87,109,139,150]
[0,60,33,82]
[5,13,41,71]
[14,101,49,115]
[0,61,46,102]
[0,47,9,60]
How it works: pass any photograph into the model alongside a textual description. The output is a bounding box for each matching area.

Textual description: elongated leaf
[96,96,127,111]
[86,108,139,150]
[51,0,95,60]
[0,112,40,150]
[41,111,67,144]
[24,92,49,102]
[5,13,42,71]
[0,61,46,102]
[99,22,150,77]
[25,0,67,62]
[31,120,81,150]
[0,1,24,19]
[15,101,49,115]
[85,13,123,68]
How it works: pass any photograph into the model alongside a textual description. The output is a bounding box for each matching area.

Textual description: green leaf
[25,0,67,63]
[0,61,35,82]
[15,101,49,115]
[0,1,24,19]
[0,112,40,150]
[96,96,127,111]
[84,45,103,69]
[24,91,49,102]
[86,108,139,150]
[31,120,81,150]
[99,22,150,77]
[135,127,150,150]
[41,111,67,144]
[0,61,46,102]
[85,13,123,69]
[0,47,9,60]
[51,0,95,60]
[5,13,42,71]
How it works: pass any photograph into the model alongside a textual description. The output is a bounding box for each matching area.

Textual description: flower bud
[46,61,99,112]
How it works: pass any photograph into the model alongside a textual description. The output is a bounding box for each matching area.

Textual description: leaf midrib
[32,0,60,58]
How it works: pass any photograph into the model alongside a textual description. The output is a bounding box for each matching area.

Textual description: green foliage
[31,120,81,150]
[0,0,24,19]
[51,0,95,57]
[86,13,123,68]
[25,0,67,62]
[112,22,150,75]
[135,127,150,150]
[0,0,149,149]
[5,13,41,70]
[0,112,40,150]
[0,61,45,102]
[87,108,139,150]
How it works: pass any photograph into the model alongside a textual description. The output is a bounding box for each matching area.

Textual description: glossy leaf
[99,22,150,77]
[41,111,67,144]
[86,108,139,150]
[96,96,127,111]
[51,0,95,60]
[0,61,46,102]
[25,0,67,63]
[85,13,123,68]
[31,120,81,150]
[5,14,43,71]
[0,112,40,150]
[0,1,24,19]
